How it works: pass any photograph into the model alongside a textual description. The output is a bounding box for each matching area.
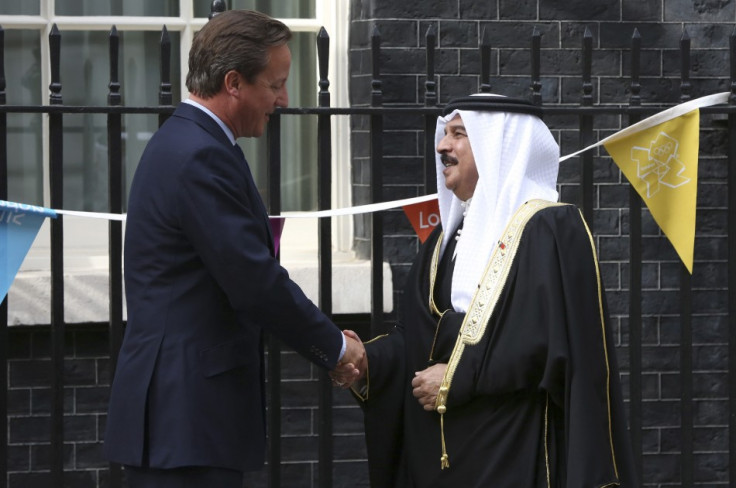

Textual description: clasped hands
[329,330,366,389]
[329,330,447,412]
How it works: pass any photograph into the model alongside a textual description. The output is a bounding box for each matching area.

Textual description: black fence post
[316,26,334,488]
[107,25,124,488]
[627,27,644,487]
[159,26,172,127]
[678,27,694,488]
[265,112,282,487]
[0,23,7,488]
[479,27,491,93]
[369,25,384,338]
[424,24,437,195]
[48,23,65,488]
[264,49,283,484]
[680,30,692,104]
[530,27,541,106]
[209,0,227,19]
[579,27,594,226]
[728,25,736,488]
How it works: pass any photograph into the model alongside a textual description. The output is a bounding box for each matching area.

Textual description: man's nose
[277,86,289,108]
[436,134,451,154]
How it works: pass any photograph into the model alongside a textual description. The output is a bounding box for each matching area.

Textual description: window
[1,0,372,324]
[0,0,350,214]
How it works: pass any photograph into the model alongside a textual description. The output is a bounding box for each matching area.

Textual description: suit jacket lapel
[174,103,276,257]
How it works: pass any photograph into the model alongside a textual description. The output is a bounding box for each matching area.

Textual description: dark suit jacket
[104,103,343,471]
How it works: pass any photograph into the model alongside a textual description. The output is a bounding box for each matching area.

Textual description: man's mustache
[440,153,458,167]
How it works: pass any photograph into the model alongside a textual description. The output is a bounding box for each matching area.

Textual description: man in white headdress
[334,94,637,487]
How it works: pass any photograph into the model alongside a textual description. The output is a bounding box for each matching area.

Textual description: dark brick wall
[6,324,369,488]
[7,325,111,488]
[350,0,733,486]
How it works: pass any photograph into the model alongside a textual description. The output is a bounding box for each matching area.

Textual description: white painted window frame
[2,1,393,325]
[0,0,352,252]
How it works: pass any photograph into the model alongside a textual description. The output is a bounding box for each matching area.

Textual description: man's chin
[244,128,264,138]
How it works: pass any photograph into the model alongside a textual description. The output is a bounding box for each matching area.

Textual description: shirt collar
[183,98,237,146]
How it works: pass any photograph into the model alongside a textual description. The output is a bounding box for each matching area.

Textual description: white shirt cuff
[337,332,346,361]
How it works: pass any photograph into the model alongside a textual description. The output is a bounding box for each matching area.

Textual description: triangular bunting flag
[0,200,57,301]
[603,110,699,272]
[402,198,440,243]
[561,92,728,273]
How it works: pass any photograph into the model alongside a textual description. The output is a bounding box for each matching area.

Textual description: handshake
[327,329,448,411]
[329,330,366,390]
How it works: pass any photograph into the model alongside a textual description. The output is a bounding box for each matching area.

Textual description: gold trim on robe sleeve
[578,208,620,481]
[351,333,389,402]
[428,231,445,318]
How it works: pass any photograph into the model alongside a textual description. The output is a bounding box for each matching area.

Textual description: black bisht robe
[356,203,637,488]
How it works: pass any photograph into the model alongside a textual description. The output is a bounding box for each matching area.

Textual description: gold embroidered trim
[428,310,452,362]
[350,333,389,402]
[427,232,452,362]
[544,394,551,488]
[434,199,564,469]
[429,232,445,318]
[579,209,620,481]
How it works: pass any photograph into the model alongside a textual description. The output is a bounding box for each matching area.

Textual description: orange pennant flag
[403,198,440,243]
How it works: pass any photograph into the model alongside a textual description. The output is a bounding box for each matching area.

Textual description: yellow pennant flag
[603,110,699,273]
[559,92,729,274]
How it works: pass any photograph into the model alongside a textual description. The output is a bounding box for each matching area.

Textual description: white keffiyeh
[435,94,560,312]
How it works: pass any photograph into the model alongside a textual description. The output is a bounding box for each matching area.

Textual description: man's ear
[223,70,241,96]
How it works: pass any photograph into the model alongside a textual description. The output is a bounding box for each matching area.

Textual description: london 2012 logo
[630,132,690,199]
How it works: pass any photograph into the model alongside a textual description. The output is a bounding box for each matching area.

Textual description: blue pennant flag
[0,200,57,301]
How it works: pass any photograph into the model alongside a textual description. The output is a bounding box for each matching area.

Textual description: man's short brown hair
[186,9,292,98]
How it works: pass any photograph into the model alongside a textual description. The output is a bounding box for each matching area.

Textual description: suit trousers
[124,465,244,488]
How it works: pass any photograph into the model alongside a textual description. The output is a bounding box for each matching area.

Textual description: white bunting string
[50,193,440,221]
[559,91,729,162]
[55,209,127,220]
[16,91,732,221]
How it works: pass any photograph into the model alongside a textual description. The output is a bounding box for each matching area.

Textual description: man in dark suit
[103,9,363,487]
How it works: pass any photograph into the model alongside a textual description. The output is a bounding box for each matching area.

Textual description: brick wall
[6,324,370,488]
[7,325,110,487]
[349,0,733,486]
